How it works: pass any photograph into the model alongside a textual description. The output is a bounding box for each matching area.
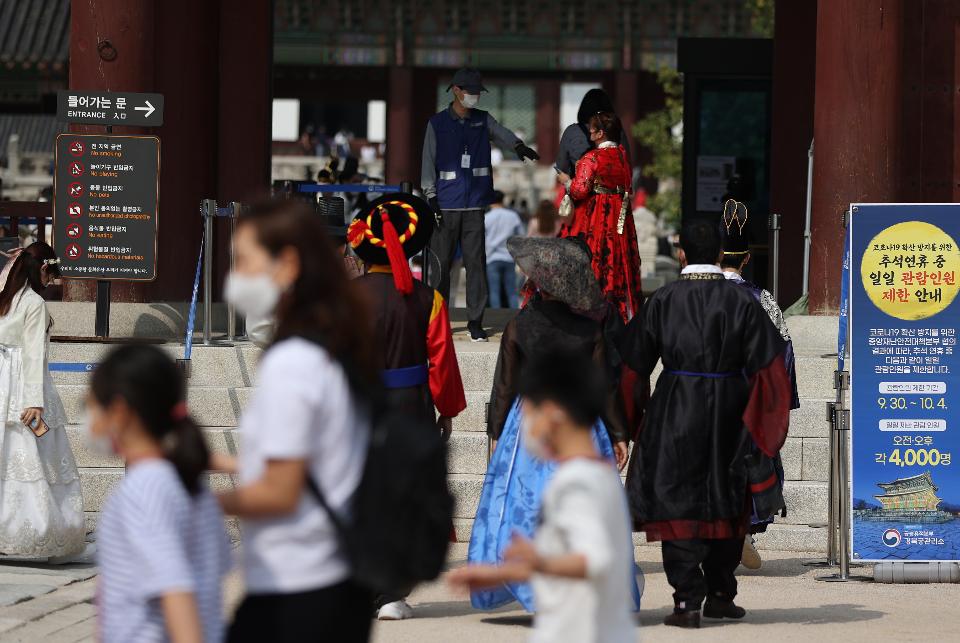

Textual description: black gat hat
[348,193,434,294]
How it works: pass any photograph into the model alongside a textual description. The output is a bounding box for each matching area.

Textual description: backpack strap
[305,474,350,537]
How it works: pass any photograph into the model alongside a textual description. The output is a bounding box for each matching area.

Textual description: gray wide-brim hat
[507,236,602,312]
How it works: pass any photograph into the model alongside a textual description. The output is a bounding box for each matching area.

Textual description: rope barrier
[184,225,205,360]
[48,362,97,372]
[295,184,403,194]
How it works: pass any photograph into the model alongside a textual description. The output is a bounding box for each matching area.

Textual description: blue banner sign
[850,204,960,562]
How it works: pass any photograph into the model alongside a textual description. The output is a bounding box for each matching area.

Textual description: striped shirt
[96,459,231,643]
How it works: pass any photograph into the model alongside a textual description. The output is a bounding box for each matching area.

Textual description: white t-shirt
[238,337,368,594]
[97,459,231,643]
[531,458,637,643]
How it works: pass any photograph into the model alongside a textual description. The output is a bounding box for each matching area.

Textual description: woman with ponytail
[0,242,85,561]
[90,345,231,643]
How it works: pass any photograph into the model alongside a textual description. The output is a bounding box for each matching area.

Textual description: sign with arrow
[57,91,164,127]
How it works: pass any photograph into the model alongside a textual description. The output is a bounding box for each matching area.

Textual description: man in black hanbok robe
[620,219,791,628]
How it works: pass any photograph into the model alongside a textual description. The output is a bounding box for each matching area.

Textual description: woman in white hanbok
[0,243,84,559]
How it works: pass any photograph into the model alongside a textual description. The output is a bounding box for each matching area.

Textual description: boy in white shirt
[449,350,638,643]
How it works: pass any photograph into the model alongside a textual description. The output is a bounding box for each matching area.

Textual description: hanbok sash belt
[664,369,744,379]
[592,185,625,195]
[382,364,429,389]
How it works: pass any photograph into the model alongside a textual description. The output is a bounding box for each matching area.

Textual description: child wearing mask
[449,349,639,643]
[89,345,231,643]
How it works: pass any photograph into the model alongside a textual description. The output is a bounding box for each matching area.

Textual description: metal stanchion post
[201,199,216,346]
[769,212,781,302]
[818,371,869,582]
[805,397,840,568]
[226,202,240,342]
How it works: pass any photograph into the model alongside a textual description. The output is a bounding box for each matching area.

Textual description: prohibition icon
[66,223,82,239]
[67,203,82,218]
[65,243,83,260]
[69,162,84,177]
[69,141,84,156]
[68,182,84,197]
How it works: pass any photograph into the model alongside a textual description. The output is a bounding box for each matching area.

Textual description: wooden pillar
[67,0,155,302]
[535,80,560,166]
[216,0,273,282]
[809,0,905,313]
[386,66,415,185]
[68,0,272,302]
[768,0,817,307]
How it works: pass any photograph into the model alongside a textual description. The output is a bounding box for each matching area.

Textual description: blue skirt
[467,399,642,612]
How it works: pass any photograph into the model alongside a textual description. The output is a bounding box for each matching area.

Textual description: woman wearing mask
[217,199,376,642]
[91,346,231,643]
[0,242,85,561]
[557,112,642,324]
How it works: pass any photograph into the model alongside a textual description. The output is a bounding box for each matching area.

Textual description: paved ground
[1,544,958,642]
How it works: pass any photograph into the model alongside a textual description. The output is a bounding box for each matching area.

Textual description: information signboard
[850,203,960,562]
[53,134,160,281]
[57,91,164,127]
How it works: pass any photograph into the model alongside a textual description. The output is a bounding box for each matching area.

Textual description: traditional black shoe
[703,598,746,619]
[663,610,701,628]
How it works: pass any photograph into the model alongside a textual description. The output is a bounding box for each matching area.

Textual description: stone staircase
[54,314,840,553]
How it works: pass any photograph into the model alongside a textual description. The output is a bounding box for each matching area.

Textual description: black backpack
[299,337,454,595]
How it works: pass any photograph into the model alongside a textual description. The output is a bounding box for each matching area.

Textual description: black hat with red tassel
[348,193,434,295]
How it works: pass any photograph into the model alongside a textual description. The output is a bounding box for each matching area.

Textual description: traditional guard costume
[350,194,467,424]
[619,219,791,626]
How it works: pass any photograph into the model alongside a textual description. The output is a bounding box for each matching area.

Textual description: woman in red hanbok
[557,112,642,323]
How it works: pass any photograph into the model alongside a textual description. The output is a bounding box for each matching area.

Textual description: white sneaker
[377,599,415,621]
[740,537,762,570]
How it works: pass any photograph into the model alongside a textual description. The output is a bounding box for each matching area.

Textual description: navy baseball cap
[446,67,488,93]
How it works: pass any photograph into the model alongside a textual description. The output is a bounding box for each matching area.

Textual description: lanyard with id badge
[461,147,471,170]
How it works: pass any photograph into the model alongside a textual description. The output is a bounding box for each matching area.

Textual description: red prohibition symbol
[65,243,83,260]
[69,141,84,156]
[67,203,82,218]
[69,162,84,177]
[66,223,83,239]
[68,182,84,198]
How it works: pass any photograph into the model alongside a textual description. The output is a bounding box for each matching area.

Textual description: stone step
[49,334,840,399]
[785,315,840,358]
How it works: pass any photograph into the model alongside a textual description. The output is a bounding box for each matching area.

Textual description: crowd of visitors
[0,68,796,642]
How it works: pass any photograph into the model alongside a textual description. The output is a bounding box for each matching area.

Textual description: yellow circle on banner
[860,221,960,320]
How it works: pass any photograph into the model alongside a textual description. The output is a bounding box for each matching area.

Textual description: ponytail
[91,345,210,495]
[162,417,210,495]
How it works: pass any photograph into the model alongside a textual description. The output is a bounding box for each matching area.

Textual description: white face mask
[520,414,551,460]
[82,411,115,457]
[224,271,281,318]
[461,93,480,109]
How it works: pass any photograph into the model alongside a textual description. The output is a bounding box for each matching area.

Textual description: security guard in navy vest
[421,67,539,342]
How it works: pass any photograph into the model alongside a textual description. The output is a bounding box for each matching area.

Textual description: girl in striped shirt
[89,346,231,643]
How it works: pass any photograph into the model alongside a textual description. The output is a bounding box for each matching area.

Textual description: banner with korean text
[850,204,960,561]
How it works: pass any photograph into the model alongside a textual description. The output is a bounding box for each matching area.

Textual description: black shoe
[703,598,746,619]
[468,321,488,342]
[663,610,701,628]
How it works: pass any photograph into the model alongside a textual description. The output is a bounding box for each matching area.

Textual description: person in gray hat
[421,67,540,342]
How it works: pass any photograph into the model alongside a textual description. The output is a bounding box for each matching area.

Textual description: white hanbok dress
[0,286,84,557]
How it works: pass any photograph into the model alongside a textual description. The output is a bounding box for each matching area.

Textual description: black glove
[515,142,540,162]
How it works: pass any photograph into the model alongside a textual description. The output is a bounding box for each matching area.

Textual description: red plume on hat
[379,208,414,295]
[348,194,434,296]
